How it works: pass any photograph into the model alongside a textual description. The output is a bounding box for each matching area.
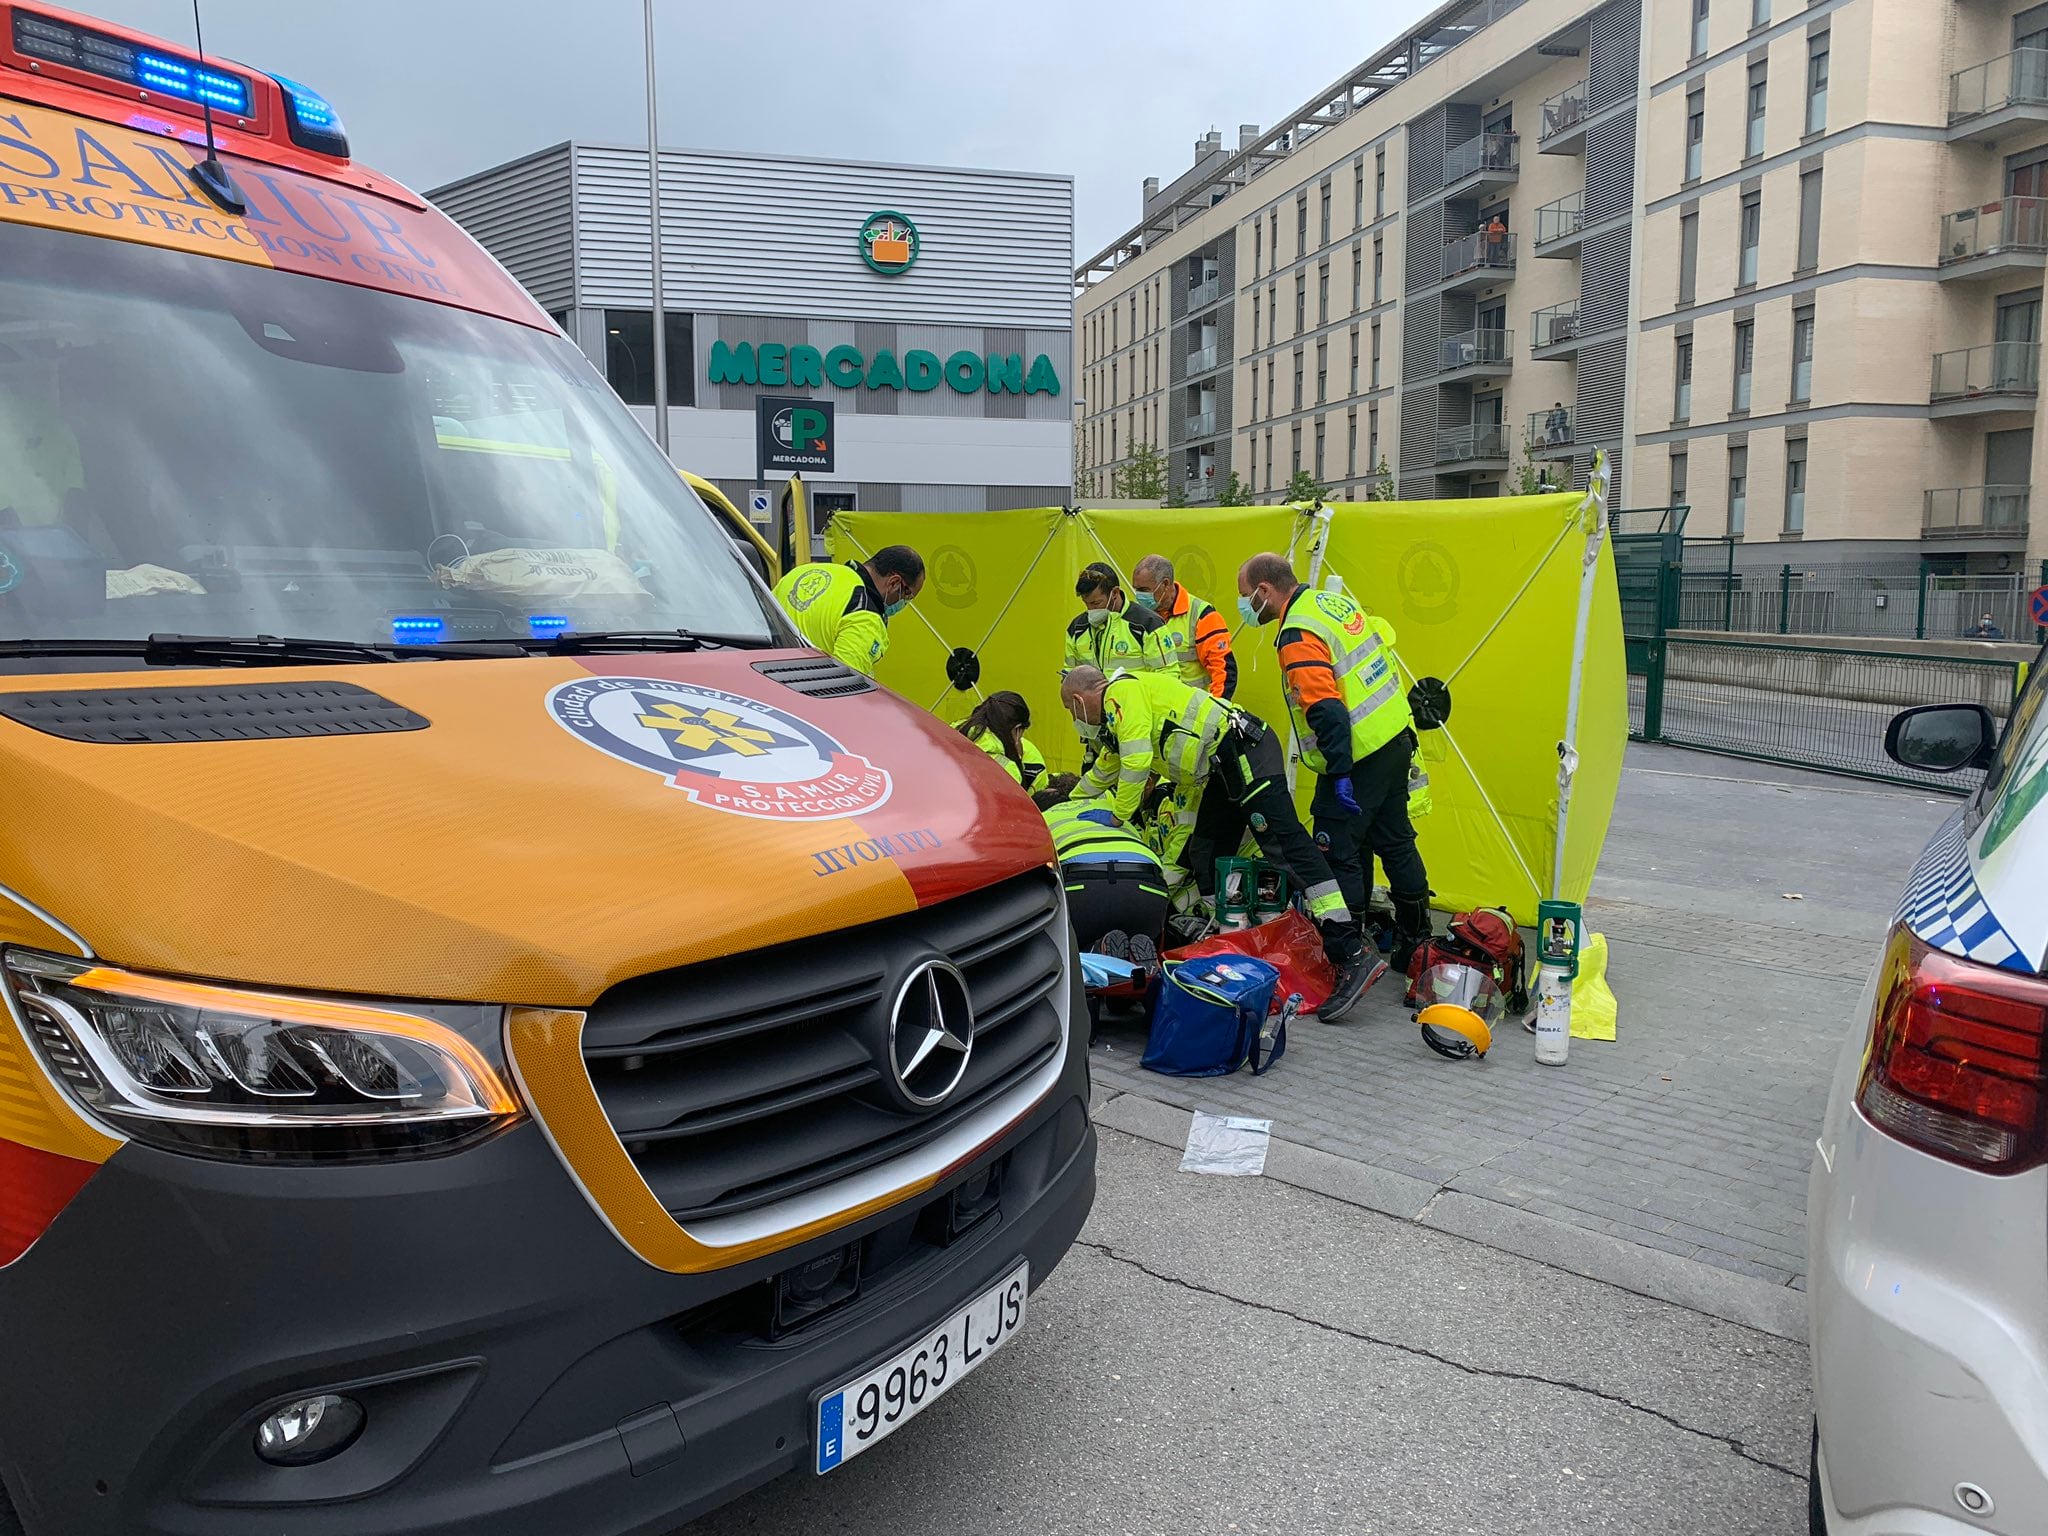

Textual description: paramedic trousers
[1063,860,1171,953]
[1311,728,1429,915]
[1185,721,1363,967]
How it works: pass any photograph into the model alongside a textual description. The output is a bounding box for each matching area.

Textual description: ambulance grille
[578,869,1065,1223]
[751,656,875,698]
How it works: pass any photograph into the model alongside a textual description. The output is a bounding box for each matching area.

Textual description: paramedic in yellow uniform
[1130,554,1236,698]
[772,545,924,677]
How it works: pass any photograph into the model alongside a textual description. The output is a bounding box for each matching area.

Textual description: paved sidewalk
[1089,743,1950,1313]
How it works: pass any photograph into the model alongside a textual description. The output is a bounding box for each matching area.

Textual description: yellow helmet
[1417,1002,1492,1060]
[1413,959,1503,1060]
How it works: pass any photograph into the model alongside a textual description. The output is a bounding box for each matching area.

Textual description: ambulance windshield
[0,220,784,662]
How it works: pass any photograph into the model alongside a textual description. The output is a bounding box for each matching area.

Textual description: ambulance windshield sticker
[547,676,890,821]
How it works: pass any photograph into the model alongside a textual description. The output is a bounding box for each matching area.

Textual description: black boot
[1318,921,1387,1022]
[1389,894,1434,975]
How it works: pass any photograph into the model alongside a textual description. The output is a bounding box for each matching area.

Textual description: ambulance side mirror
[1886,704,1997,773]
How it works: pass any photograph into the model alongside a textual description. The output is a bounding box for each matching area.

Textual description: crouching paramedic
[957,690,1048,793]
[1032,780,1169,954]
[1060,665,1379,1020]
[1238,553,1434,970]
[772,544,924,676]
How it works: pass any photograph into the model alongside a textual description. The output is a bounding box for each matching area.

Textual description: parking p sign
[756,396,835,476]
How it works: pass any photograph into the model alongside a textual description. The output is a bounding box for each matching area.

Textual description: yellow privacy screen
[830,493,1625,922]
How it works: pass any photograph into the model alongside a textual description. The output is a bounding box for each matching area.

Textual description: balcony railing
[1949,48,2048,121]
[1186,344,1220,374]
[1442,229,1517,280]
[1436,422,1510,464]
[1185,410,1218,439]
[1527,408,1574,450]
[1924,485,2031,535]
[1531,301,1581,350]
[1940,196,2048,264]
[1183,473,1216,502]
[1443,130,1519,183]
[1930,341,2041,400]
[1438,326,1512,371]
[1188,275,1221,310]
[1534,191,1586,247]
[1540,79,1589,143]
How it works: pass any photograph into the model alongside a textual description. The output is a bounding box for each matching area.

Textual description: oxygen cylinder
[1533,962,1571,1066]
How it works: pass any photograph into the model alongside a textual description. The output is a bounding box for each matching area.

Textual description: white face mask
[1084,607,1112,628]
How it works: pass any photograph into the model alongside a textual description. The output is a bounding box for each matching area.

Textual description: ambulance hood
[0,652,1051,1006]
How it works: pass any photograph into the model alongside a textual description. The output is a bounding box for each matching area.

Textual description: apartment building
[1076,0,2048,574]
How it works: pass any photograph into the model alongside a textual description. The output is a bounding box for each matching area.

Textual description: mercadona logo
[547,677,891,821]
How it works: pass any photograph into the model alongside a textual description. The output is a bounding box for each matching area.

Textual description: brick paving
[1089,743,1952,1291]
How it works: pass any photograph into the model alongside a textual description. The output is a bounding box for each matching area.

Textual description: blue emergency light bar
[12,10,250,115]
[528,615,572,637]
[269,71,348,159]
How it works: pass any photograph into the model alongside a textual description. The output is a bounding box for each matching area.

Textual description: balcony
[1187,275,1222,311]
[1435,422,1512,473]
[1930,341,2040,416]
[1923,485,2031,541]
[1530,301,1583,361]
[1440,229,1517,292]
[1441,131,1519,198]
[1185,410,1219,439]
[1185,344,1221,376]
[1526,408,1575,454]
[1437,326,1513,382]
[1533,191,1587,259]
[1539,79,1591,155]
[1939,196,2048,283]
[1183,469,1218,503]
[1948,48,2048,144]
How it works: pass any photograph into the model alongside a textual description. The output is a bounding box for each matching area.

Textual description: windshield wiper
[0,634,520,667]
[447,629,777,655]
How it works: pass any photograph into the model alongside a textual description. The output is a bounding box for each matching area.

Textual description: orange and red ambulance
[0,7,1093,1532]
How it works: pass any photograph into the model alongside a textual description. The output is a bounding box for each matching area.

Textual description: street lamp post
[643,0,669,455]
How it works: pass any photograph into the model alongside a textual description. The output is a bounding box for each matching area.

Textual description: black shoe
[1128,934,1160,972]
[1321,953,1388,1022]
[1096,930,1131,961]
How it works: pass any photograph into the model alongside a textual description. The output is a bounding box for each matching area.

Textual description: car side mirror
[1885,703,1997,773]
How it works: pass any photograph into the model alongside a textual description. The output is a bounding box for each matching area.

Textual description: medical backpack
[1403,907,1529,1016]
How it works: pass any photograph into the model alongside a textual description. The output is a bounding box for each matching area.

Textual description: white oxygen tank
[1534,962,1571,1065]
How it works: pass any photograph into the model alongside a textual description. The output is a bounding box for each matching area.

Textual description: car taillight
[1856,924,2048,1174]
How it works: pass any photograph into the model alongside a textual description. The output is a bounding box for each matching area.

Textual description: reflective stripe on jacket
[1084,669,1240,824]
[772,561,889,675]
[971,728,1047,792]
[1153,584,1237,698]
[1276,586,1411,775]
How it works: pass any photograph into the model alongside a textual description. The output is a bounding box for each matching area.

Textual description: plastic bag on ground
[1571,931,1618,1040]
[1179,1112,1273,1177]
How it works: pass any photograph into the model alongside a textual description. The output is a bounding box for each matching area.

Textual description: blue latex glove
[1333,777,1361,816]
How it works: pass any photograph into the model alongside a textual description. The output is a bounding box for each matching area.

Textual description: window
[1249,433,1258,489]
[1792,308,1814,401]
[1371,321,1382,388]
[1693,0,1709,57]
[1354,161,1365,227]
[1143,285,1150,333]
[1375,150,1386,217]
[1315,419,1327,479]
[1253,220,1263,276]
[1348,409,1359,476]
[1320,179,1333,246]
[1291,423,1303,475]
[1264,428,1274,489]
[1318,262,1330,324]
[1349,326,1360,393]
[1252,294,1261,349]
[1670,448,1688,506]
[1111,417,1118,461]
[1784,437,1807,532]
[1297,195,1308,253]
[1368,403,1380,472]
[1727,445,1748,535]
[1752,0,1770,28]
[1267,282,1278,341]
[1110,360,1118,400]
[1739,192,1761,286]
[1111,308,1119,348]
[603,309,694,406]
[1797,168,1822,271]
[1374,240,1384,303]
[1733,319,1755,410]
[1292,348,1304,410]
[1250,362,1260,421]
[1352,248,1363,311]
[1295,274,1307,332]
[1806,38,1829,134]
[1678,211,1700,303]
[1746,63,1767,158]
[1266,362,1275,417]
[1686,93,1704,181]
[1316,340,1328,402]
[1675,334,1694,419]
[1269,211,1279,266]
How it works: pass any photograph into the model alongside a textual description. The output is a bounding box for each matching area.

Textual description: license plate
[814,1260,1029,1473]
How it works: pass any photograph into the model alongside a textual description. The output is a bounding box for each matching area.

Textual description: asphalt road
[681,1127,1811,1536]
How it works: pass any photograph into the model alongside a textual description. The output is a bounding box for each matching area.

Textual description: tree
[1163,482,1188,509]
[1112,442,1169,500]
[1216,469,1253,507]
[1071,435,1099,500]
[1364,455,1397,501]
[1511,436,1565,497]
[1283,469,1329,505]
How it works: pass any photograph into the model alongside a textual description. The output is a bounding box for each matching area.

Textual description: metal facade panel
[1399,384,1439,497]
[900,484,989,512]
[1575,334,1628,444]
[1406,106,1447,201]
[1579,225,1632,336]
[705,314,807,413]
[568,145,1073,330]
[1584,106,1636,224]
[1402,293,1443,384]
[895,325,989,419]
[1587,0,1640,113]
[1404,201,1444,296]
[1024,329,1071,422]
[429,145,575,313]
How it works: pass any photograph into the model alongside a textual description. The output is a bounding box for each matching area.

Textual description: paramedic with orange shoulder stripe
[1130,554,1235,698]
[1238,552,1435,972]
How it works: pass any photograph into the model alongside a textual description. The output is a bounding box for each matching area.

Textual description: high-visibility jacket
[1075,669,1240,824]
[772,561,890,676]
[1275,585,1411,777]
[1062,601,1168,676]
[1041,800,1161,869]
[971,728,1047,793]
[1151,583,1237,698]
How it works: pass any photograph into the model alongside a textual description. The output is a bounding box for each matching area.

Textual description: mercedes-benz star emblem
[888,960,975,1108]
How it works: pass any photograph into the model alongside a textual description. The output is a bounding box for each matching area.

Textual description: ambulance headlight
[2,949,520,1161]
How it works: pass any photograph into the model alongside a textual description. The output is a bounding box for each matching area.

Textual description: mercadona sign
[708,340,1061,398]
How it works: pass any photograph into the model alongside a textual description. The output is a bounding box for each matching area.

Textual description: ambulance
[0,7,1094,1532]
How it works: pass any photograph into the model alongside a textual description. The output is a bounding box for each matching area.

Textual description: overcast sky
[86,0,1436,262]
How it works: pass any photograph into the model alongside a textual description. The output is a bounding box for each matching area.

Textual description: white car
[1809,641,2048,1536]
